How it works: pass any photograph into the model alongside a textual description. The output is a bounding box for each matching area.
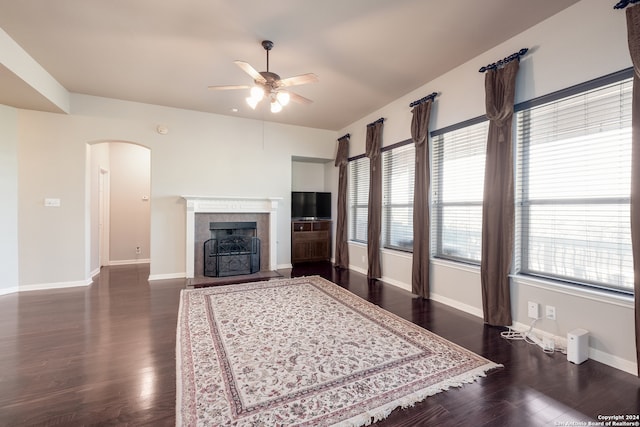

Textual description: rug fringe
[175,289,185,427]
[337,362,503,427]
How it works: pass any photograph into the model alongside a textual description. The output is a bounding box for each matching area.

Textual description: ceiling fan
[208,40,319,113]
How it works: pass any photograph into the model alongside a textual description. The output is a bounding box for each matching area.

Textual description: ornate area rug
[176,276,501,426]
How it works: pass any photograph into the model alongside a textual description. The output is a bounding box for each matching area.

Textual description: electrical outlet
[136,246,141,255]
[527,301,540,319]
[546,305,556,320]
[543,337,555,352]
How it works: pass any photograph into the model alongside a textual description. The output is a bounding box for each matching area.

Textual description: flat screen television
[291,191,331,220]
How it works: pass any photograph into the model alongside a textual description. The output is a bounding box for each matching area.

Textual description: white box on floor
[567,328,589,364]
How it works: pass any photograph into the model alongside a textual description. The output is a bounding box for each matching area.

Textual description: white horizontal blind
[349,156,369,243]
[383,143,415,251]
[432,120,489,263]
[515,77,633,293]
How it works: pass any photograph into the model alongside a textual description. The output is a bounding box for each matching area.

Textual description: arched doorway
[89,142,151,273]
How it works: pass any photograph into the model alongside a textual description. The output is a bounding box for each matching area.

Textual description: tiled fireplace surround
[182,196,281,279]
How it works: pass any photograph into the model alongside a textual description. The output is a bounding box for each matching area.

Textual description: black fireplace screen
[204,222,260,277]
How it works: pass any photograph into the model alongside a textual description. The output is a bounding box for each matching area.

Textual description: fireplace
[181,196,281,279]
[204,222,260,277]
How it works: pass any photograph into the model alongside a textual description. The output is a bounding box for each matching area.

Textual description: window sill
[381,247,412,260]
[510,274,634,309]
[429,258,633,309]
[348,240,367,249]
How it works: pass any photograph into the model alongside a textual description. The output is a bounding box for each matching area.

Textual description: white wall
[0,104,19,294]
[108,142,151,263]
[18,112,89,289]
[14,95,336,287]
[338,0,636,374]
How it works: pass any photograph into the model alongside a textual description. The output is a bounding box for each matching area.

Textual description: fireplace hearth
[204,222,260,277]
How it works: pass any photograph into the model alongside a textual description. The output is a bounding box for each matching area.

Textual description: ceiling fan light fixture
[250,86,265,101]
[276,91,290,106]
[270,100,283,113]
[246,96,260,110]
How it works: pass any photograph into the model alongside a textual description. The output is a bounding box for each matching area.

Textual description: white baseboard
[430,293,484,319]
[511,320,637,375]
[19,278,92,293]
[380,275,411,292]
[148,272,186,281]
[277,263,293,269]
[588,347,637,375]
[0,286,19,296]
[348,264,367,276]
[346,265,413,293]
[109,259,150,266]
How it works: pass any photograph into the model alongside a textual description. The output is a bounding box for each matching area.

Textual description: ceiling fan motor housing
[258,71,281,90]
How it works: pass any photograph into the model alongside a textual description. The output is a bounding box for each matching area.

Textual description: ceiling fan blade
[234,61,266,84]
[207,84,250,90]
[278,73,319,87]
[287,91,313,105]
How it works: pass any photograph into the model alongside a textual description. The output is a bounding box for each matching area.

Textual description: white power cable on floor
[500,318,566,355]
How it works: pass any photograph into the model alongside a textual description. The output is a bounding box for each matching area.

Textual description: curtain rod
[409,92,438,107]
[478,48,528,73]
[614,0,640,9]
[338,133,350,141]
[367,117,385,127]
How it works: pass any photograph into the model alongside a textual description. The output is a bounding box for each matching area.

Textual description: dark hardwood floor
[0,262,637,426]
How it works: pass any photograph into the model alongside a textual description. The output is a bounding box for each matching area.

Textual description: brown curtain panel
[480,60,519,327]
[366,121,383,279]
[334,135,350,269]
[626,5,640,376]
[411,101,433,298]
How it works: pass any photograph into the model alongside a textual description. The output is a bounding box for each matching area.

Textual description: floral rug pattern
[176,276,501,426]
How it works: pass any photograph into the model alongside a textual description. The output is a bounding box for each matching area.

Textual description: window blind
[349,156,369,243]
[382,143,415,251]
[515,77,633,293]
[432,120,489,263]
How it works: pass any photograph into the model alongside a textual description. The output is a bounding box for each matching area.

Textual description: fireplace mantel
[181,196,281,278]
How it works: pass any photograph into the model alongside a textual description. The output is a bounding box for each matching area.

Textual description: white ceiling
[0,0,580,131]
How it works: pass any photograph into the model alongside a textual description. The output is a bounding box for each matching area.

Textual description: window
[349,156,369,243]
[516,72,633,294]
[432,120,489,264]
[383,143,415,251]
